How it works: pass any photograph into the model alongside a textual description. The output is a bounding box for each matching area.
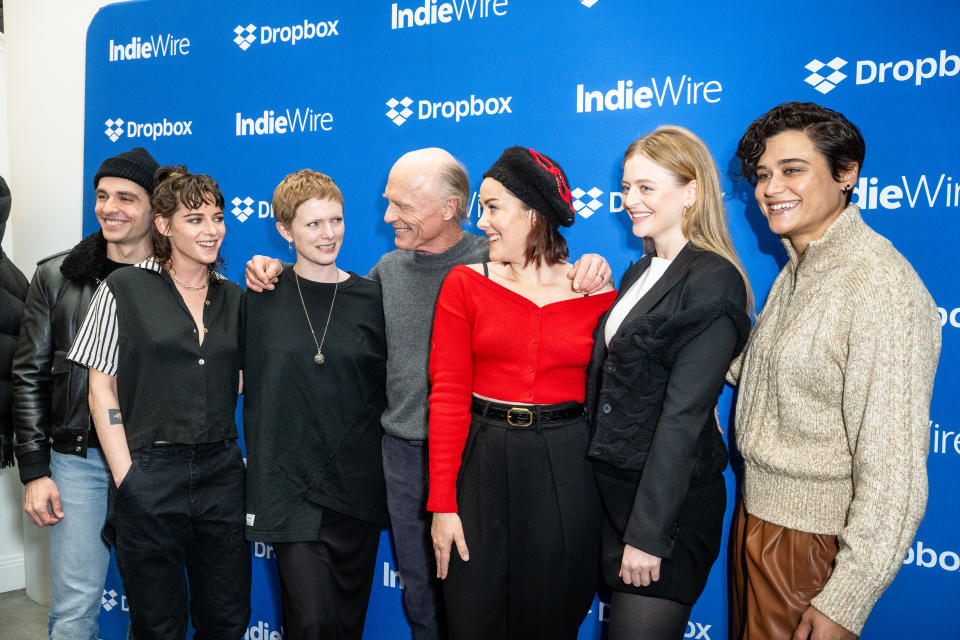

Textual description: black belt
[471,397,583,427]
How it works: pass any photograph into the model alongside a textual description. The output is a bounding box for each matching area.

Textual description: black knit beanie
[93,147,159,195]
[482,146,576,228]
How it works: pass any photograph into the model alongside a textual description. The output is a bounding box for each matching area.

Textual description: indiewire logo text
[931,419,960,455]
[576,77,722,113]
[108,33,190,62]
[103,117,192,142]
[383,561,405,589]
[245,620,284,640]
[852,174,960,211]
[385,94,512,125]
[235,108,334,136]
[391,0,507,29]
[233,19,339,51]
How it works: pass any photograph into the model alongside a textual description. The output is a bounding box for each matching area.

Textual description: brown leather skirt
[729,500,840,640]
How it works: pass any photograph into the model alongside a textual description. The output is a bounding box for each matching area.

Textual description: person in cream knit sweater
[728,102,941,640]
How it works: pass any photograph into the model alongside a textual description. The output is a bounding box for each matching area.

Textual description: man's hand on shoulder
[568,253,613,294]
[245,256,283,292]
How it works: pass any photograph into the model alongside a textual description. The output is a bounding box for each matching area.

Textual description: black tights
[272,510,381,640]
[608,592,693,640]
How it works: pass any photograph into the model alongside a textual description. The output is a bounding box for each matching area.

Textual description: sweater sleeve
[426,268,474,513]
[366,260,381,283]
[623,263,746,557]
[726,351,743,386]
[810,272,941,634]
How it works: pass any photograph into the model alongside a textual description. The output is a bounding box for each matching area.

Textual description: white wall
[0,31,11,223]
[1,0,133,601]
[0,17,28,600]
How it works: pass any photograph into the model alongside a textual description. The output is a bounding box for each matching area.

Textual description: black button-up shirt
[68,258,241,452]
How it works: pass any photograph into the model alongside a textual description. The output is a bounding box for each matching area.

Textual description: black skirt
[594,466,725,605]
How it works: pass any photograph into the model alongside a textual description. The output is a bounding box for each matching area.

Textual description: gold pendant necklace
[294,270,338,365]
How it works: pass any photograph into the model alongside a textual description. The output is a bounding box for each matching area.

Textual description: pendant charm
[295,272,337,368]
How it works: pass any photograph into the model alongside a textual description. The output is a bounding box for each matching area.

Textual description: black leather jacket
[13,232,108,484]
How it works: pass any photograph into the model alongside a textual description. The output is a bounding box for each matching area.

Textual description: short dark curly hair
[737,102,865,205]
[151,165,226,280]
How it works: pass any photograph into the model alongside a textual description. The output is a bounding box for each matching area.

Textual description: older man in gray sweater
[247,147,610,639]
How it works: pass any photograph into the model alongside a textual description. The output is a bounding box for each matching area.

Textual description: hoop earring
[682,205,689,216]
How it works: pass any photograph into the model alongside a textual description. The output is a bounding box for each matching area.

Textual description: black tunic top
[242,267,387,541]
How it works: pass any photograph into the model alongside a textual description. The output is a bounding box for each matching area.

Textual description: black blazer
[584,243,749,558]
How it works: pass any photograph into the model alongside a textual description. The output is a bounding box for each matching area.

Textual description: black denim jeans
[106,440,251,639]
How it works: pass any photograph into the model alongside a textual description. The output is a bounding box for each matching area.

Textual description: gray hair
[437,157,470,220]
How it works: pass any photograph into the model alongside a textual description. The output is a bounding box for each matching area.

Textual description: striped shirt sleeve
[67,281,120,376]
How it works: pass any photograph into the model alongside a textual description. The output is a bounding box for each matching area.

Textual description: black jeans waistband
[133,439,237,459]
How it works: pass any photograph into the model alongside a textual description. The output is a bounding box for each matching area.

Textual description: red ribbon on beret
[527,148,573,210]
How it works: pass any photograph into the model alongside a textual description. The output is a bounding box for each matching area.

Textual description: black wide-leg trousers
[443,408,600,640]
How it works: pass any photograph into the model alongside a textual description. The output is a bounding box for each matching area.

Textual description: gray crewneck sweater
[368,233,488,440]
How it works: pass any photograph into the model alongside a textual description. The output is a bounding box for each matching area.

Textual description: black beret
[483,146,576,228]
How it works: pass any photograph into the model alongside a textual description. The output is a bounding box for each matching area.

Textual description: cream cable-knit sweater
[728,204,941,634]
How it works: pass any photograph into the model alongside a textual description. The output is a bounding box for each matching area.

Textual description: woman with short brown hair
[69,166,249,638]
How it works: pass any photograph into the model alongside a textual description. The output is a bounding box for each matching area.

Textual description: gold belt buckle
[506,407,534,427]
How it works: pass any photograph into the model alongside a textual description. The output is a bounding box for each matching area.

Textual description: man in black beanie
[12,146,159,640]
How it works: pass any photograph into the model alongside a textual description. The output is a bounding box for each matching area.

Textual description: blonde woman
[585,127,752,639]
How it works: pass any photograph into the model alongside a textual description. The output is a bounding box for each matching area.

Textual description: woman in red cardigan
[427,146,615,640]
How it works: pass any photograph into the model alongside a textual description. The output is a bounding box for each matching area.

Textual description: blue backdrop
[82,1,959,638]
